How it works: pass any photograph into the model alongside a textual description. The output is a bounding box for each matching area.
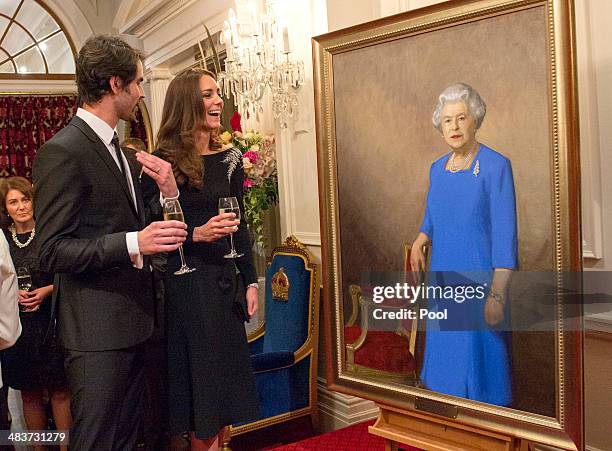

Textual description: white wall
[575,3,612,449]
[580,0,612,272]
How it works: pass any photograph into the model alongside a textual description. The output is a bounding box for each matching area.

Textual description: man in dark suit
[32,35,187,450]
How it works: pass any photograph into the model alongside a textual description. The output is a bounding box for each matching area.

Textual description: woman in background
[143,67,259,450]
[0,177,71,450]
[411,83,517,406]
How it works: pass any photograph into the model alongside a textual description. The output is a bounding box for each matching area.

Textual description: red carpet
[269,420,421,451]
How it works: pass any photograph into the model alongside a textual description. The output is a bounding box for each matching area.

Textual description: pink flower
[230,111,242,132]
[243,150,258,164]
[243,178,253,188]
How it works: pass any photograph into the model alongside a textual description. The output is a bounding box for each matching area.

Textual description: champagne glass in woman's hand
[163,199,196,275]
[16,267,33,312]
[218,197,243,259]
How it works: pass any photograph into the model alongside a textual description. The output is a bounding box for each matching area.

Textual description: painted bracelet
[489,290,505,305]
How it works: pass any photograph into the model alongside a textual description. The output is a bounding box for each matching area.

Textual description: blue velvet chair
[227,235,320,445]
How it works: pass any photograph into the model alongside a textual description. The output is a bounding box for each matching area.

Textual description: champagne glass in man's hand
[163,198,196,275]
[218,197,243,259]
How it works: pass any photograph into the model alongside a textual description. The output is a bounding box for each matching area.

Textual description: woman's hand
[410,232,430,272]
[193,213,240,243]
[246,286,258,317]
[136,152,179,198]
[484,296,505,325]
[485,269,512,326]
[18,285,53,312]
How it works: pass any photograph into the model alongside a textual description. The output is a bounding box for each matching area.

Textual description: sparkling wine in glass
[218,197,243,259]
[16,267,32,292]
[163,199,196,275]
[16,267,33,312]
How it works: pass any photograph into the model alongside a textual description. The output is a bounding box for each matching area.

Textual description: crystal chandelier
[218,0,305,128]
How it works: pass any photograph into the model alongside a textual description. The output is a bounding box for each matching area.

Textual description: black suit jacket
[33,116,155,352]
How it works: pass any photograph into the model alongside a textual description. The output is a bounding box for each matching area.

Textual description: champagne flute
[218,197,243,259]
[163,199,196,275]
[16,267,33,312]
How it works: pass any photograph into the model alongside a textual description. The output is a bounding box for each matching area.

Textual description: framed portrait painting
[313,0,582,449]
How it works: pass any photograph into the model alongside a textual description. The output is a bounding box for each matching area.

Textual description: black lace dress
[143,148,260,439]
[1,229,67,391]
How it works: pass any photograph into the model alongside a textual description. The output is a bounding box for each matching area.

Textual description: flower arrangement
[220,112,279,247]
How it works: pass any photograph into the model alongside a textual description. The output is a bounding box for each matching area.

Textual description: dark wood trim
[0,73,74,80]
[585,329,612,341]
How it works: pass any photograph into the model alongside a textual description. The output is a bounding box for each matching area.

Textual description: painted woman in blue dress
[410,83,518,406]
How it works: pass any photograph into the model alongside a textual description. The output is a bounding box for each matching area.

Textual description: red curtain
[0,95,78,179]
[129,103,149,149]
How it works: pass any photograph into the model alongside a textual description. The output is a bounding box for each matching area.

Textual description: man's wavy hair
[76,35,144,105]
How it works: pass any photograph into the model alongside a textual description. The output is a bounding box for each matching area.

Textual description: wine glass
[163,199,196,275]
[16,267,33,312]
[218,197,243,259]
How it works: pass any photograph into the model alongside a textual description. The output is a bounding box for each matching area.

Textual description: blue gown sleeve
[490,158,518,269]
[419,164,434,238]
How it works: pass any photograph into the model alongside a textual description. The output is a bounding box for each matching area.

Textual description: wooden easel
[368,404,532,451]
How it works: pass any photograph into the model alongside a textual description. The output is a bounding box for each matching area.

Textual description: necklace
[448,141,479,173]
[9,224,35,248]
[449,151,473,173]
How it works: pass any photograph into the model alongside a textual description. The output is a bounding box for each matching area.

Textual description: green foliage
[243,175,279,247]
[221,129,279,247]
[202,23,221,75]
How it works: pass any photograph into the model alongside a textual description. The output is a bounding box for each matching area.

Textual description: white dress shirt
[76,108,143,267]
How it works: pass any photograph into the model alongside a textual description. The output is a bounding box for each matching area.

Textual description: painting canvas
[313,0,582,449]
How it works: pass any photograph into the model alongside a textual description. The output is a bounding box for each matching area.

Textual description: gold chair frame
[345,244,427,385]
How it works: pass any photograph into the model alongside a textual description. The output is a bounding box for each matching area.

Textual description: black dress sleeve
[229,154,258,285]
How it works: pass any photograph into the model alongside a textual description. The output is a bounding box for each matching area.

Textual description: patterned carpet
[270,420,422,451]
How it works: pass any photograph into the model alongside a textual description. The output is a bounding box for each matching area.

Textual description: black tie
[111,132,126,177]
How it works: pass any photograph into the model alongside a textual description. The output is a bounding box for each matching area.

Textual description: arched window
[0,0,75,78]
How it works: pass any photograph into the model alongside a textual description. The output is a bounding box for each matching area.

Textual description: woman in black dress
[0,177,71,451]
[143,67,260,450]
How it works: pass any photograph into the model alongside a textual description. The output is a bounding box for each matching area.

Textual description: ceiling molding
[112,0,234,70]
[112,0,136,31]
[118,0,198,38]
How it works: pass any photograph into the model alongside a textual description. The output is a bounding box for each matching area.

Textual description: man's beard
[119,103,138,122]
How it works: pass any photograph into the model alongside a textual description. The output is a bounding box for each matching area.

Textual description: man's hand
[193,213,239,243]
[136,152,178,198]
[138,220,187,255]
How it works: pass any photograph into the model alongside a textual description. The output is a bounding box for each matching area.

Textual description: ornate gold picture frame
[313,0,581,449]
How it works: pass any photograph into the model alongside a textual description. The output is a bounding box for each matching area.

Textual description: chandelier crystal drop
[218,0,305,128]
